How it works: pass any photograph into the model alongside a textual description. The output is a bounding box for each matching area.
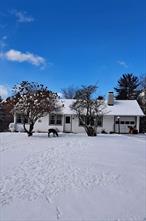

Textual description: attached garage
[114,116,136,133]
[105,98,143,134]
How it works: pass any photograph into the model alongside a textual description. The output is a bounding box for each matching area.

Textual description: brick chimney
[107,92,114,106]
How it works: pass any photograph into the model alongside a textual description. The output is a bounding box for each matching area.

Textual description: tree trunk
[23,122,34,136]
[28,123,34,136]
[85,126,97,136]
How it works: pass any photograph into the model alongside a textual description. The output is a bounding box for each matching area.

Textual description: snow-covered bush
[9,123,15,132]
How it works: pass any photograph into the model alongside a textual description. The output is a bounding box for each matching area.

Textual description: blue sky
[0,0,145,98]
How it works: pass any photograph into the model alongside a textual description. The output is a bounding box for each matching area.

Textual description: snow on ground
[0,132,146,221]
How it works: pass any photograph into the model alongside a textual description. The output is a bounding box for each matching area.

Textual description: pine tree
[114,73,140,100]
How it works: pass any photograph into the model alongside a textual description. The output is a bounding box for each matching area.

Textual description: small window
[23,117,28,124]
[130,121,135,125]
[86,116,95,126]
[97,116,103,127]
[66,116,70,124]
[125,121,129,124]
[56,115,62,125]
[49,114,55,125]
[16,114,22,123]
[120,121,124,124]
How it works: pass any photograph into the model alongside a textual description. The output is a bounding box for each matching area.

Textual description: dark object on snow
[109,131,115,134]
[128,126,138,134]
[48,128,58,137]
[133,129,138,134]
[101,129,108,134]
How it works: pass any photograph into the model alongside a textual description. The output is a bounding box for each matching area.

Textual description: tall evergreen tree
[114,73,140,100]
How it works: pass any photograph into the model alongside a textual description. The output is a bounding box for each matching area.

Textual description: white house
[10,92,144,134]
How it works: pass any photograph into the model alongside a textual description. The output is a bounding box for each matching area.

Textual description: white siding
[34,114,64,132]
[11,113,140,134]
[136,116,140,132]
[71,116,85,133]
[34,115,49,132]
[102,116,114,133]
[15,123,29,132]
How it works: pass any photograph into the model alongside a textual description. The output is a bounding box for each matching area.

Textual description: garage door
[115,117,136,133]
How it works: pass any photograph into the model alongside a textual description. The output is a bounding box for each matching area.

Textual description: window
[16,114,22,123]
[50,114,55,124]
[56,115,62,125]
[125,121,129,124]
[130,121,135,125]
[23,117,28,124]
[16,114,28,124]
[97,116,103,127]
[49,114,62,125]
[65,116,70,124]
[120,121,124,124]
[79,116,103,127]
[85,116,94,126]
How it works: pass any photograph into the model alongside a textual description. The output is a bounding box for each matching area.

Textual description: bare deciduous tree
[139,74,146,90]
[15,86,59,136]
[61,85,78,99]
[5,81,60,136]
[71,85,105,136]
[137,74,146,114]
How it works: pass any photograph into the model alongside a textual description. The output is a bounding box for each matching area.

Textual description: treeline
[61,73,146,100]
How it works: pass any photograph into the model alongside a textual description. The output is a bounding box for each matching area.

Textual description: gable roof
[105,100,144,116]
[60,99,144,116]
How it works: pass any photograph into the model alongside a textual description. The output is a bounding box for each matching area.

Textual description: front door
[64,115,72,132]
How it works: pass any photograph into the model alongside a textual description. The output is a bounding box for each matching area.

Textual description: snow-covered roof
[60,99,76,114]
[105,100,144,116]
[59,99,144,116]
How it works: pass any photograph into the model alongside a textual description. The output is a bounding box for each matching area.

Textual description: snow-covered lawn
[0,132,146,221]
